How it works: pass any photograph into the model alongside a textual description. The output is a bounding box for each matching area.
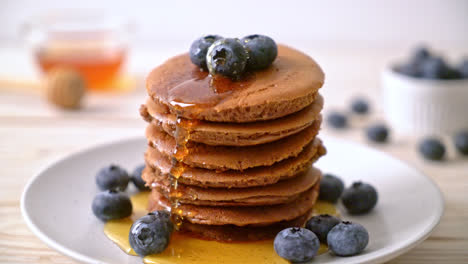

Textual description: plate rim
[20,135,445,264]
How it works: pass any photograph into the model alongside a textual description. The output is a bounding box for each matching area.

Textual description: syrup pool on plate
[104,192,339,264]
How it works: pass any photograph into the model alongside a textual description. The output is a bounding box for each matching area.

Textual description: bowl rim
[382,66,468,85]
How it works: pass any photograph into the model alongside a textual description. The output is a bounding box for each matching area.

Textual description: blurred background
[0,0,467,119]
[1,2,468,263]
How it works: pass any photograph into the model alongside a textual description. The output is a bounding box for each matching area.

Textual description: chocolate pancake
[145,166,321,206]
[146,117,322,171]
[149,183,319,226]
[146,45,324,122]
[176,211,312,242]
[143,138,326,188]
[141,94,324,146]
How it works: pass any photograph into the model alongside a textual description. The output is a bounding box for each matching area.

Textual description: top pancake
[146,45,325,123]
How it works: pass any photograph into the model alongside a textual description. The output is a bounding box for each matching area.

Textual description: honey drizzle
[167,70,255,113]
[169,117,199,229]
[103,193,339,264]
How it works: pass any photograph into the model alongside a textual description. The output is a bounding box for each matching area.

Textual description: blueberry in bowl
[274,227,320,262]
[411,46,431,65]
[189,35,223,70]
[459,58,468,78]
[92,190,132,221]
[129,211,174,256]
[96,164,130,191]
[241,34,277,70]
[383,45,468,135]
[342,181,378,215]
[206,38,249,80]
[420,56,453,79]
[327,221,369,256]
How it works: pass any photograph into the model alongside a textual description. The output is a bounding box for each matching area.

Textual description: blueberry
[458,59,468,78]
[319,174,344,203]
[206,38,249,79]
[274,227,320,262]
[131,164,149,191]
[421,56,451,79]
[411,46,431,65]
[454,131,468,155]
[327,221,369,256]
[351,98,370,114]
[419,138,446,161]
[446,68,462,80]
[327,112,348,129]
[96,164,129,191]
[393,63,421,77]
[366,124,389,143]
[189,35,223,70]
[92,190,132,221]
[342,182,378,215]
[306,214,341,243]
[150,210,174,234]
[129,211,174,256]
[241,34,277,70]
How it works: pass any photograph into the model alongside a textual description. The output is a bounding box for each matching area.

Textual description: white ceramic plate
[21,135,444,264]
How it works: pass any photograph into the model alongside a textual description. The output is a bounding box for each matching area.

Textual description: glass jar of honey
[23,10,133,91]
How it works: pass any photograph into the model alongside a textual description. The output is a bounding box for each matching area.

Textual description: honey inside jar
[36,32,126,91]
[25,10,130,91]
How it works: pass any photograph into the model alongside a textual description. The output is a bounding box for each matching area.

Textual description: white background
[1,0,467,49]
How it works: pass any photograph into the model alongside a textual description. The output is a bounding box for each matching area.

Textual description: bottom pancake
[176,210,312,242]
[148,188,317,241]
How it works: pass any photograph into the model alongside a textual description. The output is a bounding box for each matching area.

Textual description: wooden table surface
[1,46,467,263]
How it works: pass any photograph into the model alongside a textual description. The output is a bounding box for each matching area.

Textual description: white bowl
[382,68,468,135]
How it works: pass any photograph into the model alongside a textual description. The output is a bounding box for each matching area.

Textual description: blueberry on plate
[96,164,130,191]
[419,138,446,161]
[129,211,174,256]
[327,221,369,256]
[421,56,451,79]
[366,124,389,143]
[206,38,249,79]
[189,35,223,70]
[342,181,378,215]
[326,112,348,129]
[306,214,341,243]
[458,59,468,78]
[92,190,132,221]
[131,164,150,191]
[274,227,320,262]
[350,98,370,114]
[319,174,344,203]
[150,210,174,234]
[454,131,468,155]
[241,34,278,70]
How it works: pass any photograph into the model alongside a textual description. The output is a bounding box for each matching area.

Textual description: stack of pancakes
[140,45,325,242]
